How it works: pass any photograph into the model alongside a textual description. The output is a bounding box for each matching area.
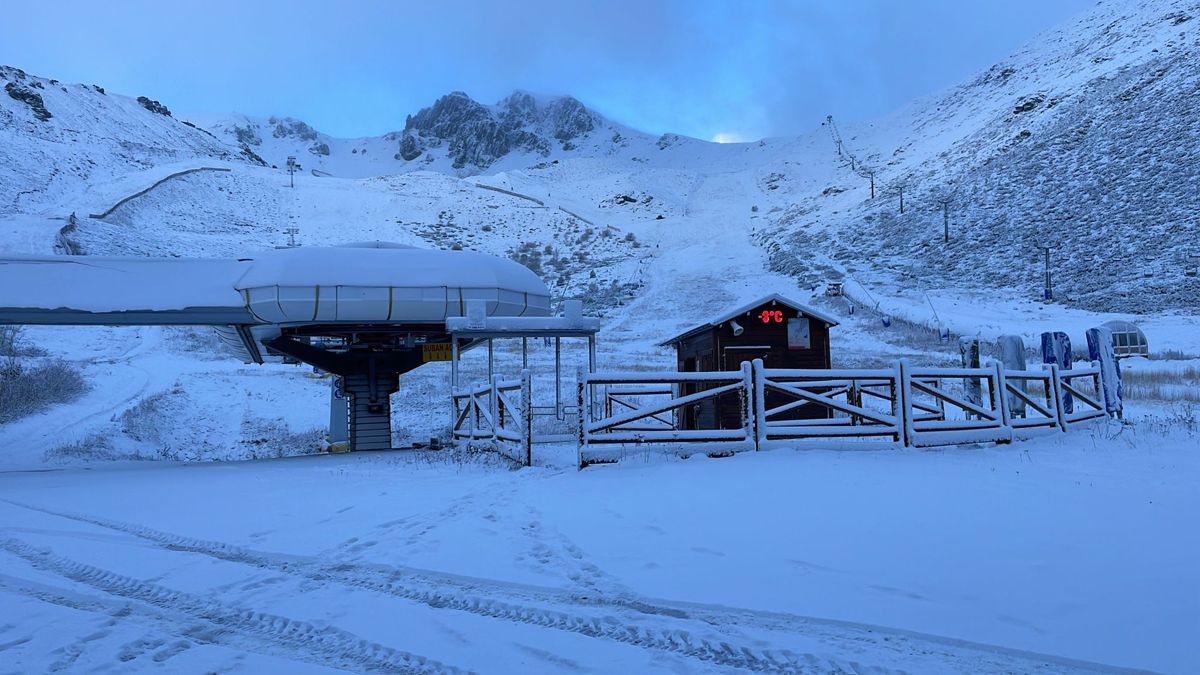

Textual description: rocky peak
[397,90,601,170]
[268,116,319,142]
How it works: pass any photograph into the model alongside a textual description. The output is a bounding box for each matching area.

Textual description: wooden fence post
[848,379,860,426]
[576,366,587,469]
[521,368,533,466]
[740,360,756,451]
[896,359,913,446]
[1048,363,1068,432]
[471,390,480,439]
[490,374,501,444]
[992,361,1012,443]
[752,359,768,450]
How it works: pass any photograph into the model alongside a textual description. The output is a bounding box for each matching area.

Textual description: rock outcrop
[398,91,600,169]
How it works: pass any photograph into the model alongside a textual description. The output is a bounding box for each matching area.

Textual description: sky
[1,0,1097,141]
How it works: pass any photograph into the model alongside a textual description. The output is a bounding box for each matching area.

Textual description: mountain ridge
[190,89,652,178]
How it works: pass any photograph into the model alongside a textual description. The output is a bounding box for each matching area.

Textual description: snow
[658,293,841,347]
[0,246,552,327]
[0,426,1196,673]
[2,0,1199,671]
[446,315,601,334]
[235,246,548,297]
[0,256,249,318]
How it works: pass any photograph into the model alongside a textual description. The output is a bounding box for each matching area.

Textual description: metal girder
[262,335,426,377]
[234,325,264,365]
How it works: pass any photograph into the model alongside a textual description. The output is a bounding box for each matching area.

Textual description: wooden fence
[450,359,1111,468]
[451,371,532,465]
[578,359,1110,467]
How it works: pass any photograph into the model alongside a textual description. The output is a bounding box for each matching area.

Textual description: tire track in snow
[2,499,854,674]
[5,499,1131,674]
[0,540,465,675]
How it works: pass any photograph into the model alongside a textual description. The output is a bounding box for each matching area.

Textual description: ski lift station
[0,242,598,452]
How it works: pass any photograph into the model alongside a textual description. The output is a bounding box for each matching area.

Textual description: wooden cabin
[659,294,839,430]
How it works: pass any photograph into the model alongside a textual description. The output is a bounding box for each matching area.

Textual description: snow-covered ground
[1,418,1196,673]
[3,0,1199,671]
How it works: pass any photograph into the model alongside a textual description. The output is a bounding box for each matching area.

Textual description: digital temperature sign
[757,309,785,324]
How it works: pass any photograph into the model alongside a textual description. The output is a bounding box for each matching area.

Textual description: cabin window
[787,317,811,349]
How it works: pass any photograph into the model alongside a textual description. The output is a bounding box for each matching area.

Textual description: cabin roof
[658,293,839,347]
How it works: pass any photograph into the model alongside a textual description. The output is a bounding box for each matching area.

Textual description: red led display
[757,309,784,324]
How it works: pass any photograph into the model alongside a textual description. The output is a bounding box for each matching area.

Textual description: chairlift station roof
[0,244,551,327]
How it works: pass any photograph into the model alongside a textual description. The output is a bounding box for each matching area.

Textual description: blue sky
[1,0,1095,140]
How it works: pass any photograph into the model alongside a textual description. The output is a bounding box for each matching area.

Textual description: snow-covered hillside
[762,0,1200,312]
[0,65,252,217]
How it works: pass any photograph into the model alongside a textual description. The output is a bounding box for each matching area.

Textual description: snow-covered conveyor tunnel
[0,243,552,451]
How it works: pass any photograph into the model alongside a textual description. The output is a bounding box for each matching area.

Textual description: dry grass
[0,359,89,423]
[1121,366,1200,402]
[1149,349,1200,360]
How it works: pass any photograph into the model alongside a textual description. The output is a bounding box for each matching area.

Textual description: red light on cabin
[757,309,784,324]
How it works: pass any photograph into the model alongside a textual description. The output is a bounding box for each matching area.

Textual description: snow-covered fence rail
[901,365,1012,447]
[557,206,595,226]
[998,368,1061,433]
[88,166,232,219]
[753,364,904,447]
[603,385,676,430]
[451,370,532,465]
[471,182,545,206]
[573,359,1117,468]
[578,365,756,465]
[1054,363,1107,427]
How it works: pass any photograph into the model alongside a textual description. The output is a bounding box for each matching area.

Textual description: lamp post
[286,156,300,188]
[1042,246,1054,301]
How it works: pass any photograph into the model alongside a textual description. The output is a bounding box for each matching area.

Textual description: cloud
[0,0,1096,140]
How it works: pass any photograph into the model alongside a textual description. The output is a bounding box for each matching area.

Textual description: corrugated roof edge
[657,293,840,347]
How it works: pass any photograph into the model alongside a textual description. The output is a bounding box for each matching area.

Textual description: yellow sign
[422,343,455,362]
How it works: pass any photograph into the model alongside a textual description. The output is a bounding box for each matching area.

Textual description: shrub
[240,417,324,459]
[0,359,88,424]
[45,434,126,462]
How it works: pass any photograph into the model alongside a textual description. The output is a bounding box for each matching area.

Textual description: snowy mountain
[191,91,645,179]
[761,0,1200,312]
[0,65,253,217]
[1,0,1197,317]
